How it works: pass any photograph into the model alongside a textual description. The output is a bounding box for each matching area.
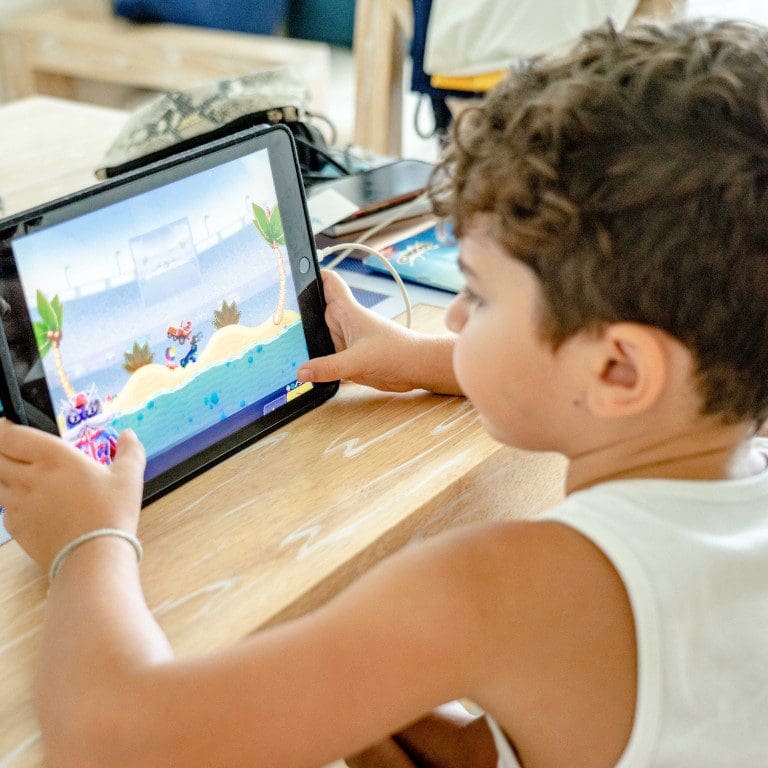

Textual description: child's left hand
[0,420,146,572]
[347,704,498,768]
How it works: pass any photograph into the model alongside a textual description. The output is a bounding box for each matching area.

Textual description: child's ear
[585,323,667,418]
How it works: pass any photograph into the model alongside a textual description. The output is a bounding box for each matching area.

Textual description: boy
[3,18,768,768]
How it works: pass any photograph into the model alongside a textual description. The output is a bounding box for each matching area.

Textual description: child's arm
[1,420,636,768]
[296,269,463,396]
[0,421,490,767]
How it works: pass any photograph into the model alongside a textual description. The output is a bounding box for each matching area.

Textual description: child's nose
[445,296,466,333]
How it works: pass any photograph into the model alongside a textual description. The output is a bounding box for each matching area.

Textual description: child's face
[446,224,579,451]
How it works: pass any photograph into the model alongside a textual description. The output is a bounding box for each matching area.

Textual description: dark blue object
[113,0,290,35]
[287,0,355,48]
[409,0,482,141]
[180,341,199,368]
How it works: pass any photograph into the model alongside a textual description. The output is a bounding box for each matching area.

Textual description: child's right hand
[0,422,145,573]
[297,269,424,393]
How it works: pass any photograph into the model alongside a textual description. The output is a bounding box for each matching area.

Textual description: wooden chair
[352,0,412,157]
[353,0,684,155]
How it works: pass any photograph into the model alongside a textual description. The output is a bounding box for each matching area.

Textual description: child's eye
[461,286,484,307]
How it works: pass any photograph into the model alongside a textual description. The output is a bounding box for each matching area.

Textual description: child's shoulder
[435,519,635,667]
[333,517,635,696]
[409,517,633,646]
[415,519,637,764]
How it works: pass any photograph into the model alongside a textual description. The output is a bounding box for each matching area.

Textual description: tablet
[0,125,338,504]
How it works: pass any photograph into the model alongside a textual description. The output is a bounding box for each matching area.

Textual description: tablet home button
[299,257,311,274]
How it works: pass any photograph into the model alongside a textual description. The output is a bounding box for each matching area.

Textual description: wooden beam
[0,8,331,112]
[353,0,412,155]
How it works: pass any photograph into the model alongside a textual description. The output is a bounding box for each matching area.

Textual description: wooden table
[0,96,566,767]
[0,97,129,218]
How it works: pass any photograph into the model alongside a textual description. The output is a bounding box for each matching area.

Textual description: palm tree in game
[32,289,75,398]
[251,202,287,325]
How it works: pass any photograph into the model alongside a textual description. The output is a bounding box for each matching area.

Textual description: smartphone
[317,159,434,220]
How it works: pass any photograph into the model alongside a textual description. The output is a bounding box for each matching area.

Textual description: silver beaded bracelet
[48,528,143,583]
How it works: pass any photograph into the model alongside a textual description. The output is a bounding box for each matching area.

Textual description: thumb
[320,268,357,304]
[112,429,146,478]
[297,349,356,383]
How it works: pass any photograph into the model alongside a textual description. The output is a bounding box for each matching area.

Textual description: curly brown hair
[432,19,768,426]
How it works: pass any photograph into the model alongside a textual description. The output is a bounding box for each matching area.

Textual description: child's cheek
[452,336,484,406]
[451,340,470,397]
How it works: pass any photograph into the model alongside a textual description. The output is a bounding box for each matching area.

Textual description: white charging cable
[316,242,413,329]
[321,192,431,270]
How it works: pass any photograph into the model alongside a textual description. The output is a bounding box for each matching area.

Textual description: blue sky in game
[9,146,306,412]
[12,149,276,303]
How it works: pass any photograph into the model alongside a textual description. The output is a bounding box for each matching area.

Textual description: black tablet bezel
[0,125,338,505]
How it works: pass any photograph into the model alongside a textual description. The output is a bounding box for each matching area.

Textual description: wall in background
[0,0,51,100]
[0,0,50,19]
[686,0,768,23]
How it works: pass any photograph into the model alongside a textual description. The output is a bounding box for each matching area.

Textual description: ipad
[0,125,338,504]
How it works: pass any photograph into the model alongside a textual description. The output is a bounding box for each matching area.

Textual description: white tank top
[486,438,768,767]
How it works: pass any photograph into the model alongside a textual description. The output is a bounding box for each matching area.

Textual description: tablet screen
[2,130,331,495]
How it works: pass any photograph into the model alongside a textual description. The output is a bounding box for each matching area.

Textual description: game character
[61,385,102,429]
[166,320,193,344]
[164,346,178,369]
[179,333,201,368]
[60,385,120,466]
